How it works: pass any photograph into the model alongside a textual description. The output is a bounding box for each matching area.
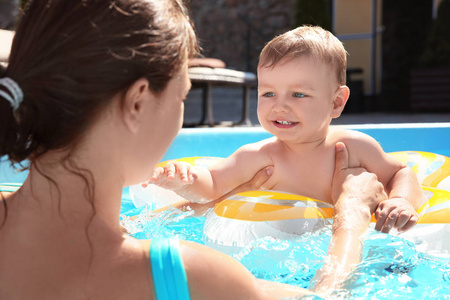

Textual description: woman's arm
[181,240,313,300]
[312,142,387,296]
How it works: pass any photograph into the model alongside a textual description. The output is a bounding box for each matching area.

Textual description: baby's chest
[270,152,335,203]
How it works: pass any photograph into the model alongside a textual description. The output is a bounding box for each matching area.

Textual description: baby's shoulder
[231,137,278,164]
[238,137,279,153]
[329,128,365,140]
[328,128,378,148]
[328,128,385,167]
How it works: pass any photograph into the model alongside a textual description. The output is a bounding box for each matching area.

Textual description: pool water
[117,123,450,299]
[120,200,450,299]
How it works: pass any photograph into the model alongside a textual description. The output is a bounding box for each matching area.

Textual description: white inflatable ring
[152,153,450,255]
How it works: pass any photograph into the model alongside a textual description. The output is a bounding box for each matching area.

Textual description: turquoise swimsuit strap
[150,239,190,300]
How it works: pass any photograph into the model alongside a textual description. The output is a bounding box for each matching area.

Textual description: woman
[0,1,386,299]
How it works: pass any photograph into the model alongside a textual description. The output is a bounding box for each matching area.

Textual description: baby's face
[257,56,340,143]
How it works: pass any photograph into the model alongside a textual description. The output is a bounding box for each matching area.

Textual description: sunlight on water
[121,204,450,299]
[120,205,203,243]
[344,233,450,299]
[232,229,331,290]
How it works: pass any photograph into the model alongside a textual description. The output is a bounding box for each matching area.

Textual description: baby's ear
[331,85,350,118]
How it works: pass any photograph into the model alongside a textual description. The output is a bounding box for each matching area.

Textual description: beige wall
[334,0,383,95]
[336,0,374,33]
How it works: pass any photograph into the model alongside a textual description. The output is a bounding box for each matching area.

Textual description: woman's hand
[332,142,387,218]
[215,165,274,201]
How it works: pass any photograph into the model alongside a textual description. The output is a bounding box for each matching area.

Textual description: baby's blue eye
[262,92,275,97]
[293,92,306,98]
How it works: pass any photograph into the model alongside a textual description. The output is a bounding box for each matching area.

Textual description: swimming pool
[2,123,450,299]
[120,123,450,299]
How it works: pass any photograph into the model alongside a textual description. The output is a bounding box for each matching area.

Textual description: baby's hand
[148,161,196,190]
[374,197,418,233]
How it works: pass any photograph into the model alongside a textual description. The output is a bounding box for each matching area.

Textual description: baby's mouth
[275,120,293,125]
[272,120,298,127]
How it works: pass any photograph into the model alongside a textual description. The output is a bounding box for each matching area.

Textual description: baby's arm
[150,161,215,203]
[150,140,274,203]
[374,166,422,233]
[339,130,422,233]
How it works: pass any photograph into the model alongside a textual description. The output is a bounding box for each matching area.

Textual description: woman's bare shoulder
[85,235,154,299]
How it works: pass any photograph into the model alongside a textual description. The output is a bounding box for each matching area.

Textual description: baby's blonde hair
[258,26,347,85]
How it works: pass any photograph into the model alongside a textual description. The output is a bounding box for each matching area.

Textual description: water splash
[120,205,203,243]
[340,231,450,299]
[232,228,331,289]
[120,208,450,299]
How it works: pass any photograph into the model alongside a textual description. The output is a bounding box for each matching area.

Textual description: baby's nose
[272,98,289,112]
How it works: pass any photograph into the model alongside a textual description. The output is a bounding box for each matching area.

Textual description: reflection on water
[120,201,450,299]
[120,205,200,242]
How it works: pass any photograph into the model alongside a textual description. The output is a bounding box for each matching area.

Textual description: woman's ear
[331,85,350,118]
[121,78,151,132]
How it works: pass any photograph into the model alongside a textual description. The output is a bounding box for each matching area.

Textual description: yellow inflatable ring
[389,151,450,190]
[155,153,450,255]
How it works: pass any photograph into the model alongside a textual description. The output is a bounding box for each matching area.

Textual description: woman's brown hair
[0,0,198,166]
